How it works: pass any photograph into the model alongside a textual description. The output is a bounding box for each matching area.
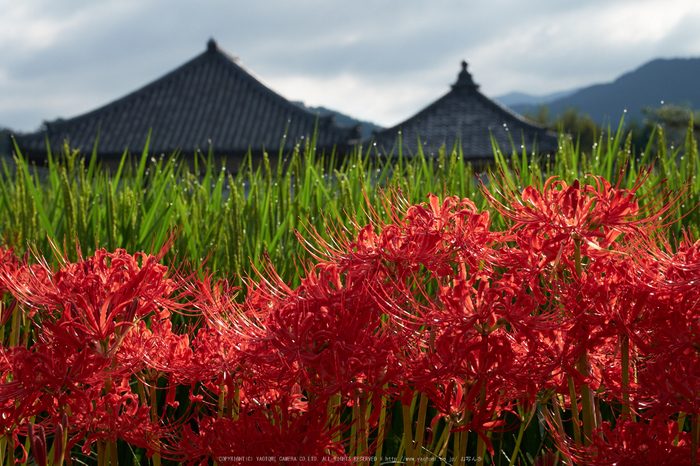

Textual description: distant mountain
[293,102,384,140]
[494,89,578,107]
[510,57,700,125]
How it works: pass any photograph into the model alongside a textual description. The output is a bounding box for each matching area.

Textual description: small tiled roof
[373,61,558,160]
[15,39,359,160]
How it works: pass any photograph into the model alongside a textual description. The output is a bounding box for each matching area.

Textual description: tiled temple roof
[373,61,558,160]
[15,39,359,161]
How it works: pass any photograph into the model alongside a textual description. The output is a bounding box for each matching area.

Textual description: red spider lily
[172,395,345,465]
[117,318,193,381]
[429,378,508,456]
[249,263,408,400]
[70,378,163,457]
[0,238,188,462]
[187,273,264,371]
[375,193,496,278]
[297,191,498,282]
[187,273,246,333]
[522,242,653,402]
[415,266,561,397]
[0,342,106,430]
[403,267,558,456]
[415,325,546,447]
[2,176,697,464]
[578,415,697,465]
[0,247,19,300]
[633,229,700,321]
[421,378,508,445]
[638,348,700,418]
[183,273,279,407]
[481,167,684,254]
[618,230,700,417]
[298,191,501,371]
[656,231,700,286]
[239,227,412,399]
[0,342,9,380]
[0,239,182,357]
[188,327,253,398]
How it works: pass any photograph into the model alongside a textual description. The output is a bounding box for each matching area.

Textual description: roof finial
[452,59,478,91]
[207,38,217,53]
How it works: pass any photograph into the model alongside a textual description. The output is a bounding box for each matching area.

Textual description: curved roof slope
[374,61,558,160]
[16,39,358,159]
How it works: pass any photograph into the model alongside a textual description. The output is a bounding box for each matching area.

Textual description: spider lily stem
[692,416,698,466]
[455,428,470,466]
[401,400,415,461]
[578,353,595,446]
[97,440,105,466]
[358,396,369,466]
[411,392,429,465]
[476,436,486,466]
[373,392,389,466]
[621,335,631,419]
[232,384,240,421]
[474,383,488,466]
[150,383,161,466]
[676,413,687,446]
[508,403,538,466]
[351,403,358,458]
[110,440,118,466]
[9,302,20,348]
[550,398,573,466]
[573,237,595,447]
[101,375,119,466]
[328,394,342,450]
[567,377,583,446]
[452,432,460,466]
[431,420,452,465]
[396,392,418,464]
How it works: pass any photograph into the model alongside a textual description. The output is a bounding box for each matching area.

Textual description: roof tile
[374,61,558,160]
[15,40,357,160]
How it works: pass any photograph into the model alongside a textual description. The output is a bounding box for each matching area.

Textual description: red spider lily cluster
[1,167,699,465]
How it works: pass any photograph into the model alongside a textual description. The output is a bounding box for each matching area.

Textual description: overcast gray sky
[2,0,700,133]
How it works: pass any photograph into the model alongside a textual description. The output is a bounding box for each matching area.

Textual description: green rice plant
[2,115,699,289]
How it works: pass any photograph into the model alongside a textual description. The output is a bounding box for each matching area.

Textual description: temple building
[14,39,359,168]
[373,61,558,162]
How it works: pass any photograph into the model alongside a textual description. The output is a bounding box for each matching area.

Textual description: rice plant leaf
[137,202,173,251]
[87,129,100,180]
[133,129,152,191]
[13,140,54,238]
[175,196,198,261]
[111,148,128,194]
[137,172,172,246]
[60,167,77,261]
